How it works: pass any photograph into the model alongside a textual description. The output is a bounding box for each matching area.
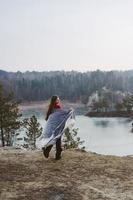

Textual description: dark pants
[43,137,62,159]
[56,137,62,156]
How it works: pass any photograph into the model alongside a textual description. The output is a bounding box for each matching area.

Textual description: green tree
[122,95,133,112]
[91,98,109,112]
[115,102,124,111]
[0,84,22,146]
[63,128,84,149]
[101,98,109,112]
[23,115,42,148]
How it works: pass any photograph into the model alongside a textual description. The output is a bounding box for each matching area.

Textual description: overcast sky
[0,0,133,72]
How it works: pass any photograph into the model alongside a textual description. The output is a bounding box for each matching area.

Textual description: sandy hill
[0,148,133,200]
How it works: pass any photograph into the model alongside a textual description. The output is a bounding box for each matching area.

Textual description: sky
[0,0,133,72]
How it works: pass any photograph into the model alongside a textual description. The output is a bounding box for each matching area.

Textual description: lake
[21,107,133,156]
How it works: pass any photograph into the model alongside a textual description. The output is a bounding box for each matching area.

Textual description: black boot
[55,151,62,160]
[42,145,53,158]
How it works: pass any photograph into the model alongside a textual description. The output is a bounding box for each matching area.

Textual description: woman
[41,95,74,160]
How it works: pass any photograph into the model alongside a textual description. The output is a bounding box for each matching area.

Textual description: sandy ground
[0,148,133,200]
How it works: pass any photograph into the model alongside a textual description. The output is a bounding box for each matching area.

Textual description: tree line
[90,95,133,113]
[0,69,133,103]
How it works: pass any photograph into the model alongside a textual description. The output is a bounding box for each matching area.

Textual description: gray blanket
[36,108,75,149]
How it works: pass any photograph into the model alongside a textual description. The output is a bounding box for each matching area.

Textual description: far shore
[86,111,133,118]
[19,101,49,111]
[19,100,85,111]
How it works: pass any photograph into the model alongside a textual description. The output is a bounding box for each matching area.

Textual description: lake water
[22,108,133,156]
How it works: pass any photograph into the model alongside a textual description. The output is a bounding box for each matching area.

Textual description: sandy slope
[0,148,133,200]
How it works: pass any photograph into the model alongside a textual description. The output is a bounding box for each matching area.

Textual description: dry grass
[0,148,133,200]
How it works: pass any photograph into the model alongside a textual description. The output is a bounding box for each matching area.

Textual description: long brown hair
[45,95,59,120]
